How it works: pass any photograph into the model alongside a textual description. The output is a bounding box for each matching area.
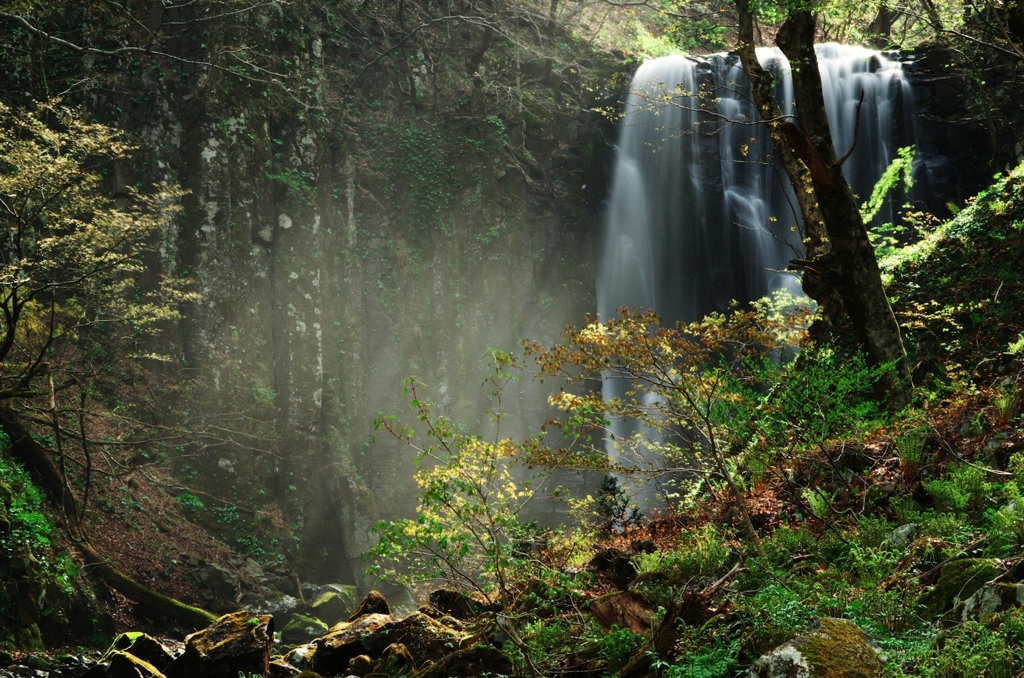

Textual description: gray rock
[961,582,1024,621]
[246,592,298,627]
[280,614,329,645]
[196,563,239,600]
[883,523,918,549]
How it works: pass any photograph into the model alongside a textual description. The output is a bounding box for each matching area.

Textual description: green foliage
[917,622,1014,678]
[175,493,205,512]
[753,344,886,457]
[633,524,730,584]
[593,475,643,535]
[862,145,915,225]
[598,626,643,672]
[368,357,544,604]
[924,463,991,513]
[0,447,54,560]
[893,411,929,466]
[267,168,315,205]
[663,638,739,678]
[394,119,508,230]
[0,98,194,403]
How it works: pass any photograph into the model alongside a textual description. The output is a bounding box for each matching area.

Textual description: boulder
[883,524,918,549]
[379,642,417,672]
[247,591,299,627]
[103,632,175,673]
[196,563,240,602]
[309,613,394,676]
[167,611,273,678]
[107,651,166,678]
[751,618,884,678]
[346,655,375,676]
[590,591,655,634]
[960,582,1024,621]
[268,658,301,677]
[359,612,465,665]
[281,614,329,645]
[347,590,391,621]
[920,558,1001,617]
[310,588,357,626]
[415,645,513,678]
[427,589,478,621]
[283,643,315,672]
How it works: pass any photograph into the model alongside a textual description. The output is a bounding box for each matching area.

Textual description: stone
[920,558,1001,617]
[167,611,273,678]
[883,523,918,549]
[281,614,329,645]
[268,658,301,677]
[310,588,357,626]
[102,633,175,673]
[357,612,465,667]
[247,592,299,627]
[244,559,264,579]
[346,591,390,622]
[23,655,49,670]
[379,643,416,672]
[283,643,315,672]
[427,589,478,621]
[107,651,166,678]
[415,645,513,678]
[196,563,240,601]
[345,655,374,676]
[308,613,394,675]
[590,591,655,634]
[960,582,1024,621]
[0,651,13,666]
[751,618,884,678]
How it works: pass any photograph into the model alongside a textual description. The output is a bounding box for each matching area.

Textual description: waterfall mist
[598,43,926,478]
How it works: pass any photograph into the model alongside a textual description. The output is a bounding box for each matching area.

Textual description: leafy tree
[525,294,815,557]
[0,99,216,630]
[368,351,546,606]
[0,98,187,406]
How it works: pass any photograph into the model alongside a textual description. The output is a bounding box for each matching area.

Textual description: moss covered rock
[346,590,390,622]
[308,613,394,675]
[281,613,329,645]
[309,587,357,626]
[168,611,273,678]
[103,632,175,673]
[750,618,884,678]
[959,582,1024,622]
[920,558,1001,617]
[107,651,166,678]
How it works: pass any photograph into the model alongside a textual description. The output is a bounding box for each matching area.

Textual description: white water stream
[597,43,919,476]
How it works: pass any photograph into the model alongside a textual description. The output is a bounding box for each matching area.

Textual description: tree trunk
[774,11,911,404]
[734,0,841,333]
[0,406,218,631]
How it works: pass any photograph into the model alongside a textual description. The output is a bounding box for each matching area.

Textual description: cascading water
[598,43,921,473]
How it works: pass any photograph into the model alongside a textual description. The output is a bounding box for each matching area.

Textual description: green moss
[919,559,1001,618]
[795,618,883,678]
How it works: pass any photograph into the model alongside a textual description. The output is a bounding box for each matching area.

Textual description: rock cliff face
[11,3,616,583]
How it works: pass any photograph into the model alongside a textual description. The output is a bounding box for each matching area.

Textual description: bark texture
[734,0,841,330]
[774,11,911,403]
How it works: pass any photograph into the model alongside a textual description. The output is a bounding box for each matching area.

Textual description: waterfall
[599,43,916,325]
[598,43,919,473]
